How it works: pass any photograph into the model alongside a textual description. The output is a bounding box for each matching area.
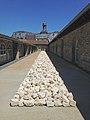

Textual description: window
[8,44,12,49]
[0,43,6,55]
[19,33,21,36]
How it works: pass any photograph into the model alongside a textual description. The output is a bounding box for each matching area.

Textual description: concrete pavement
[0,51,85,120]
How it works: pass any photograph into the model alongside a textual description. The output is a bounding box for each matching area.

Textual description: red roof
[23,39,49,45]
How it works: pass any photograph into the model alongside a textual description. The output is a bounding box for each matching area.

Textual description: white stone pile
[10,51,76,107]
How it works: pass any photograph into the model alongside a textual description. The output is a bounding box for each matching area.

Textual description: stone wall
[74,22,90,72]
[18,43,25,57]
[0,40,13,65]
[0,34,37,66]
[48,21,90,72]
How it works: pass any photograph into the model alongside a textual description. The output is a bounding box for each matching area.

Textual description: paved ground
[0,51,88,120]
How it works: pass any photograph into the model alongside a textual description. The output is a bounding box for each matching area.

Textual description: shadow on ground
[47,52,90,120]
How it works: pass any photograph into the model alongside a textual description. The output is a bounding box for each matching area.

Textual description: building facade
[12,31,35,40]
[0,34,36,66]
[12,22,58,42]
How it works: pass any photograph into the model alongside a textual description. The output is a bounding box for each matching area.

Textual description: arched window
[0,43,6,55]
[7,44,12,49]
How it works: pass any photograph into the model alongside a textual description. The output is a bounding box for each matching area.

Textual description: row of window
[0,43,12,55]
[0,44,6,55]
[17,37,27,39]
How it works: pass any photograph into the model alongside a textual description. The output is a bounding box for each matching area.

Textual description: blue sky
[0,0,89,36]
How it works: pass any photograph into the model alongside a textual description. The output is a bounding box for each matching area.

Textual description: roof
[0,33,35,46]
[13,31,33,34]
[0,33,17,41]
[23,40,49,45]
[40,30,48,34]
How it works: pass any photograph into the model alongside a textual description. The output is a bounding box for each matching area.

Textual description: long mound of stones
[10,51,76,107]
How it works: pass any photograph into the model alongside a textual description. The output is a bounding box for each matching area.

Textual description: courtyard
[0,51,90,120]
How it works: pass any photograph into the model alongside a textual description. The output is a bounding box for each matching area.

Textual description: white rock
[59,85,68,94]
[47,97,54,102]
[54,99,62,107]
[24,88,29,92]
[62,101,70,107]
[38,91,46,99]
[57,77,62,82]
[54,93,62,99]
[23,95,31,100]
[46,101,54,107]
[67,92,73,101]
[14,94,19,99]
[32,93,38,99]
[18,86,24,92]
[52,87,59,96]
[35,99,46,106]
[59,80,64,86]
[30,87,34,92]
[46,91,52,97]
[10,99,19,106]
[22,81,27,86]
[29,69,33,74]
[10,51,76,107]
[24,91,28,95]
[34,86,40,92]
[19,91,24,98]
[69,100,76,107]
[40,85,45,91]
[19,100,24,107]
[62,95,69,103]
[24,100,34,107]
[24,77,30,82]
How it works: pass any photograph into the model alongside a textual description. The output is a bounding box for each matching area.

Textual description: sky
[0,0,90,36]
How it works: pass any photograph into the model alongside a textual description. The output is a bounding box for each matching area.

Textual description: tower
[40,21,48,34]
[43,21,46,32]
